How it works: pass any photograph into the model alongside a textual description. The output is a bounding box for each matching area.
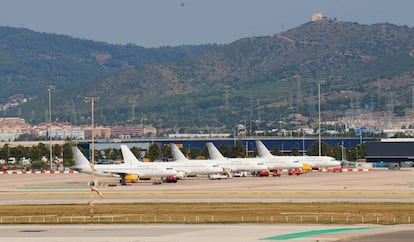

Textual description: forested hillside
[7,18,414,133]
[0,26,216,104]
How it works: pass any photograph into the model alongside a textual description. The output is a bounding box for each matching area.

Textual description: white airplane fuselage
[260,156,303,170]
[72,146,176,178]
[152,160,223,176]
[213,157,267,172]
[294,156,341,168]
[93,163,177,177]
[255,140,341,169]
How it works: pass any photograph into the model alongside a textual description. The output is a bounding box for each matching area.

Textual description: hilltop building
[312,12,323,21]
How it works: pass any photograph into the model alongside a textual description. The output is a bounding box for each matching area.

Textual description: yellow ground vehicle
[124,174,139,183]
[301,164,312,172]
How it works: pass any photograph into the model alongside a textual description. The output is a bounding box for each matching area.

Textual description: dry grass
[1,202,413,224]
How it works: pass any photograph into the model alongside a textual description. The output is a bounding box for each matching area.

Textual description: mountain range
[3,17,414,134]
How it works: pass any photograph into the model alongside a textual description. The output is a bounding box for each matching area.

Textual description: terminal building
[80,137,365,158]
[365,139,414,165]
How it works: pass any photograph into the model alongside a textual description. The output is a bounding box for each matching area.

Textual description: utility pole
[85,96,99,217]
[47,85,55,170]
[317,80,325,157]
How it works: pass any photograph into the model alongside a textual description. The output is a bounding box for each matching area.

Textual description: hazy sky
[0,0,413,47]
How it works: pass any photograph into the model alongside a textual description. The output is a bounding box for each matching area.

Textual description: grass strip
[0,202,413,224]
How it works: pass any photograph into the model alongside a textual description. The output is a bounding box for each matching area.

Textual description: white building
[312,12,323,21]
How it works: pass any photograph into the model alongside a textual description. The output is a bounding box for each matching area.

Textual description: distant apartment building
[0,117,32,141]
[83,126,111,139]
[32,122,110,140]
[33,122,86,140]
[110,125,157,139]
[0,117,160,141]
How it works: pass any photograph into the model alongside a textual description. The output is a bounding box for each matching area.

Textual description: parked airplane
[168,143,223,177]
[255,140,341,168]
[121,144,223,178]
[206,142,267,172]
[72,146,176,185]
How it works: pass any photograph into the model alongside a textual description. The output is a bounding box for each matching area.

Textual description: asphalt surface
[1,169,414,204]
[1,169,414,241]
[0,224,414,242]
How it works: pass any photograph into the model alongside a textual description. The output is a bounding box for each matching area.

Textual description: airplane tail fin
[120,145,140,166]
[206,142,225,160]
[170,143,188,161]
[71,146,92,172]
[255,140,274,158]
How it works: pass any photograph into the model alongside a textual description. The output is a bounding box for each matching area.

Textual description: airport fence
[0,213,412,225]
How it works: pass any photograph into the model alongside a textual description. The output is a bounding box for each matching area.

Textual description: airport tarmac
[1,169,414,241]
[0,224,414,242]
[1,169,414,204]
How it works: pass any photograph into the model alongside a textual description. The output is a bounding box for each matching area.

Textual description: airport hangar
[365,138,414,165]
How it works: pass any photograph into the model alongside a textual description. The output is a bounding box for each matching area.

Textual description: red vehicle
[163,176,178,183]
[288,168,303,176]
[257,170,270,177]
[272,171,281,177]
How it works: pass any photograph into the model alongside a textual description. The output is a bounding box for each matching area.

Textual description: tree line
[1,141,366,171]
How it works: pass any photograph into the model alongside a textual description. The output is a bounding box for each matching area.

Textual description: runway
[0,224,414,242]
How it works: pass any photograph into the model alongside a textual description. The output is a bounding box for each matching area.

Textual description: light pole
[47,85,55,170]
[355,147,359,161]
[85,96,99,216]
[317,80,325,157]
[302,133,305,156]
